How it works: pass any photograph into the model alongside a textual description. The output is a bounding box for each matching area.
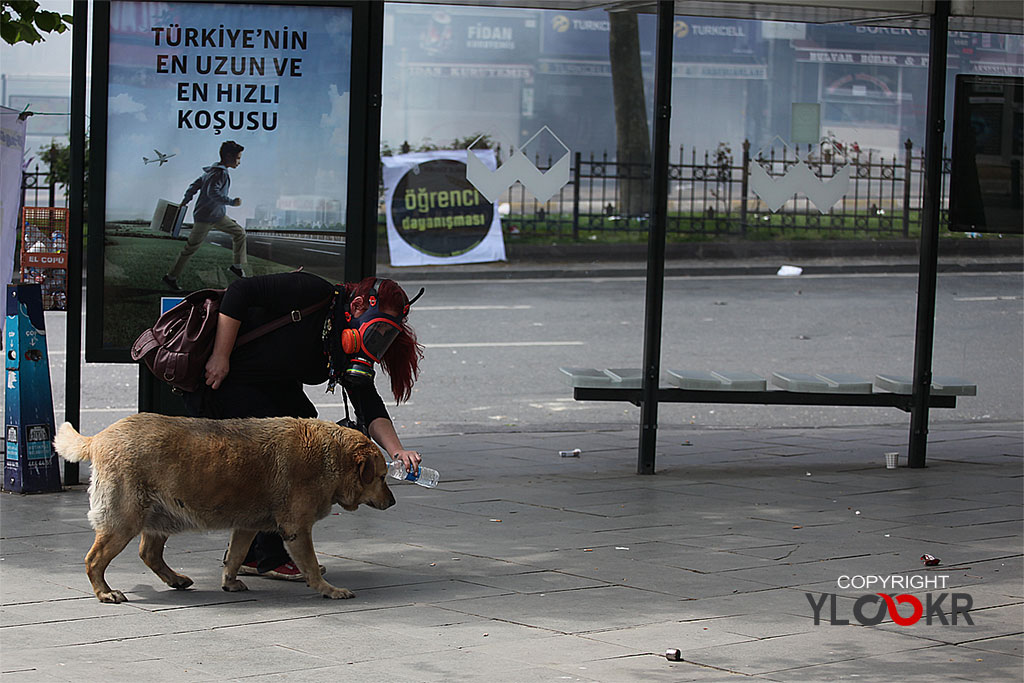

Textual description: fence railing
[500,139,954,241]
[20,163,60,210]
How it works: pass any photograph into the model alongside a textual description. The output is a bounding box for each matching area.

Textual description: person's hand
[204,352,230,390]
[392,449,421,476]
[232,198,242,207]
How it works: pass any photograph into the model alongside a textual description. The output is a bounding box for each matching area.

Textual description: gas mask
[339,280,423,390]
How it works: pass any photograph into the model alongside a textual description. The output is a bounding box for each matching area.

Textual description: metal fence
[20,163,60,210]
[500,139,954,241]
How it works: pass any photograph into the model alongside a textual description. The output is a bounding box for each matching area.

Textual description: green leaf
[1,22,19,45]
[34,10,58,31]
[8,2,38,20]
[18,22,42,44]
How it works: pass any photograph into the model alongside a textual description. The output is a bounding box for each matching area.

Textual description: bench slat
[559,367,644,389]
[771,372,873,394]
[603,368,643,388]
[874,373,978,396]
[558,367,614,388]
[667,370,766,391]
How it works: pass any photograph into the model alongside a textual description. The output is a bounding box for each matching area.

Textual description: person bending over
[183,271,424,580]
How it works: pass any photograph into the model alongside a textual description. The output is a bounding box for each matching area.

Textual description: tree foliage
[38,136,88,206]
[1,1,72,45]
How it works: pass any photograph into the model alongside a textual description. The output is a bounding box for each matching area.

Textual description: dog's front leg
[221,528,258,592]
[282,528,354,599]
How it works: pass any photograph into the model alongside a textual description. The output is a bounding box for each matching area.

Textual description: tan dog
[54,413,395,603]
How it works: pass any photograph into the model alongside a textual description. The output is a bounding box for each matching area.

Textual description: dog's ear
[356,452,376,486]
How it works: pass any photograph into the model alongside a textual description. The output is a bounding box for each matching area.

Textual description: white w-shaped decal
[750,161,851,214]
[465,127,571,203]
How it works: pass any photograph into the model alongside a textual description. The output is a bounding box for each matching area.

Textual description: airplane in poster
[143,150,175,166]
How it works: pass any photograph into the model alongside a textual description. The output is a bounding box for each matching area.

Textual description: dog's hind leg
[139,532,193,590]
[282,527,354,599]
[85,530,136,603]
[221,528,258,592]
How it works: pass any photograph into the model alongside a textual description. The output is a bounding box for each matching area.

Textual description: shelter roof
[387,0,1023,34]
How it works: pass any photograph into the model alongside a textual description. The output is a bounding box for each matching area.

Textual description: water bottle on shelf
[387,460,440,488]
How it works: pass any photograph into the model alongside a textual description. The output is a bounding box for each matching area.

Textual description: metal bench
[560,367,975,412]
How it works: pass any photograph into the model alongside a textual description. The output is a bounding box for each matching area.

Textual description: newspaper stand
[20,207,69,311]
[4,284,63,493]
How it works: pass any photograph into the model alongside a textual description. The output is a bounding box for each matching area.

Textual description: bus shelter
[60,0,1022,484]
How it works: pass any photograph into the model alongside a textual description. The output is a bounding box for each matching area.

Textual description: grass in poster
[101,229,292,351]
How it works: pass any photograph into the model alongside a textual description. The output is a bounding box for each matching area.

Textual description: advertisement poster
[99,1,353,350]
[382,150,506,267]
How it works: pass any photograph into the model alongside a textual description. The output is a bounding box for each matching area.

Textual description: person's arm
[368,417,421,475]
[205,312,240,389]
[182,175,202,204]
[346,381,421,475]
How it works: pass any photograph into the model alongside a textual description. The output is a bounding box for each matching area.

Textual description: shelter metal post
[909,0,950,468]
[64,0,88,485]
[344,1,385,282]
[638,1,674,475]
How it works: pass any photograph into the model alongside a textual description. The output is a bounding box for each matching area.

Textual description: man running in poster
[163,140,248,291]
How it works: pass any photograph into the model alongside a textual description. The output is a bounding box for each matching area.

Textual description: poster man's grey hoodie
[182,162,237,222]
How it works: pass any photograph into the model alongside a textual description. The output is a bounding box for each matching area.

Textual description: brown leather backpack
[131,288,329,393]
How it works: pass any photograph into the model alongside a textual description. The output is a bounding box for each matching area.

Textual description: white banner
[382,150,505,267]
[0,106,28,286]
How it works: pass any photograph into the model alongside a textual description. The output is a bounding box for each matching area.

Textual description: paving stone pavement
[1,421,1021,682]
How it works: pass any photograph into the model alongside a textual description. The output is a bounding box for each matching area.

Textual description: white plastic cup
[885,452,899,469]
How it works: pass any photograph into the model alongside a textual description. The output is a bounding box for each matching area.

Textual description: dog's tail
[54,422,91,462]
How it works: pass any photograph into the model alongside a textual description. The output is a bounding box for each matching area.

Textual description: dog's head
[332,426,396,512]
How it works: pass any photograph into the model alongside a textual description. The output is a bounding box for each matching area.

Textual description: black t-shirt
[215,271,389,425]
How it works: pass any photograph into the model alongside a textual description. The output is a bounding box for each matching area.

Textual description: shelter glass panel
[379,2,656,433]
[89,1,360,358]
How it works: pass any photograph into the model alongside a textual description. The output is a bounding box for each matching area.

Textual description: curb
[377,238,1022,280]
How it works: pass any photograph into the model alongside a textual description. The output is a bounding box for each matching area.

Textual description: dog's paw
[97,590,128,603]
[222,577,248,592]
[169,575,194,590]
[320,585,355,600]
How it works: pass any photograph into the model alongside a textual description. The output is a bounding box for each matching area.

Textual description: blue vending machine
[4,284,62,493]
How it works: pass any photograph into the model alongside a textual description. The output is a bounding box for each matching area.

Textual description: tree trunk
[609,11,651,218]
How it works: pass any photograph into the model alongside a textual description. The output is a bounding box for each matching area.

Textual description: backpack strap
[130,329,160,360]
[234,295,332,348]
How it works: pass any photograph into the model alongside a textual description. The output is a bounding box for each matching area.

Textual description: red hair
[344,277,423,403]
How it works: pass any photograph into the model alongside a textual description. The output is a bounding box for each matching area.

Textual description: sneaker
[238,561,326,581]
[228,265,245,279]
[162,274,182,291]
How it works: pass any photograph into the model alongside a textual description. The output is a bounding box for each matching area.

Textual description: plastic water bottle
[387,461,439,488]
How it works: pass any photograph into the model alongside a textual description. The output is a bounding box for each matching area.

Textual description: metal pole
[572,151,581,241]
[908,0,950,468]
[637,1,674,475]
[63,0,88,486]
[344,1,384,281]
[903,138,913,238]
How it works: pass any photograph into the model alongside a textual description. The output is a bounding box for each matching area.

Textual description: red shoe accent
[237,561,325,581]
